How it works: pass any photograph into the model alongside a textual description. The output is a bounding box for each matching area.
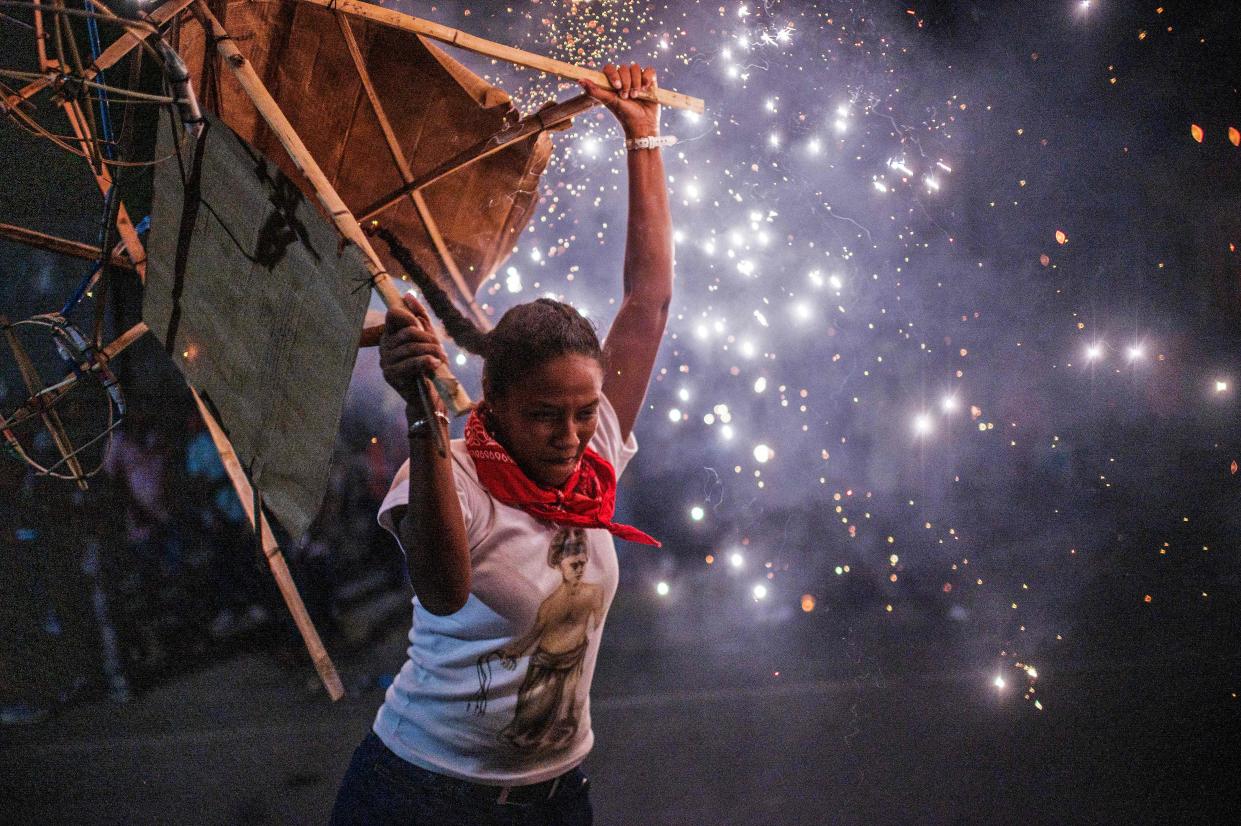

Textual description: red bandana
[464,410,660,547]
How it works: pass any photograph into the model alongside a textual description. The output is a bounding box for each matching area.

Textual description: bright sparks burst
[409,0,1240,728]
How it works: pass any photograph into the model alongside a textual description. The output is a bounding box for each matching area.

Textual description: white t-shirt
[373,393,637,784]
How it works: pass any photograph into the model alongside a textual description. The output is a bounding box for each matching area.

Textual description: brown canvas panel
[174,0,552,309]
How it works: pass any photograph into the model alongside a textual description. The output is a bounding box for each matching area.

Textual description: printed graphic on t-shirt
[468,527,603,752]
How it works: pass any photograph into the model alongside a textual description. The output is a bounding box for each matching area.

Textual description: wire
[0,68,179,103]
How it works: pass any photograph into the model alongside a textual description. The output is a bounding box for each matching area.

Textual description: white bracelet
[624,135,677,151]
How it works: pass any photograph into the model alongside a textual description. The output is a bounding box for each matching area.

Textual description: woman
[331,62,672,825]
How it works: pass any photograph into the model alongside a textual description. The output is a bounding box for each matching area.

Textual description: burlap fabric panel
[144,111,370,540]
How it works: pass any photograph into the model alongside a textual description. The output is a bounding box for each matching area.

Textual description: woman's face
[486,353,604,488]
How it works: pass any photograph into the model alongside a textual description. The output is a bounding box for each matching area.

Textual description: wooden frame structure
[2,0,705,701]
[5,0,347,700]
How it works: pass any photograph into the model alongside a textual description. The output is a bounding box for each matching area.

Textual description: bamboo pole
[0,222,134,270]
[333,12,488,329]
[3,0,195,114]
[299,0,705,114]
[358,93,598,225]
[54,92,149,279]
[97,319,147,361]
[189,386,346,701]
[191,0,471,415]
[29,0,150,281]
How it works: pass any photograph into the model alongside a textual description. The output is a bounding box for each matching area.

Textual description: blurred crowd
[1,399,410,723]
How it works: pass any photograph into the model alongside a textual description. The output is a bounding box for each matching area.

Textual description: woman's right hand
[379,293,448,409]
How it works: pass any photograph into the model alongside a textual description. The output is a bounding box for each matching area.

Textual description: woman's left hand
[581,63,660,139]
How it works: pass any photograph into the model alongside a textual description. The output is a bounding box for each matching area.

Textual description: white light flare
[888,158,914,177]
[505,267,522,293]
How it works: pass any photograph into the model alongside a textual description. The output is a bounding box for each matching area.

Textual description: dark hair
[548,528,588,566]
[376,229,603,399]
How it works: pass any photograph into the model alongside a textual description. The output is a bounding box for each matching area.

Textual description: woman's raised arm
[582,63,674,442]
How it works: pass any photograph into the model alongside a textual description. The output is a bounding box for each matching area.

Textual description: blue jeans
[330,732,593,825]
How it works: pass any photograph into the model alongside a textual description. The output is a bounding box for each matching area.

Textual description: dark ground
[2,564,1238,826]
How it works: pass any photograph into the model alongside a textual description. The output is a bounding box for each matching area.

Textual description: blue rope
[62,1,121,318]
[83,0,114,160]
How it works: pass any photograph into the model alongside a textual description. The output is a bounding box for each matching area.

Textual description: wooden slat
[190,386,345,701]
[0,222,134,269]
[333,12,489,329]
[300,0,705,114]
[58,98,149,280]
[97,320,148,362]
[358,93,597,224]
